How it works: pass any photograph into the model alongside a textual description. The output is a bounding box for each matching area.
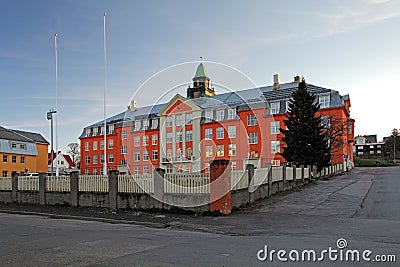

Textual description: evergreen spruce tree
[280,79,330,170]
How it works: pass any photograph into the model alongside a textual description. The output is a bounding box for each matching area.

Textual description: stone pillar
[154,168,165,202]
[307,165,312,180]
[300,165,304,183]
[39,173,46,205]
[267,165,272,197]
[246,164,255,202]
[312,165,318,179]
[70,171,79,207]
[292,165,297,185]
[108,170,119,210]
[11,172,18,202]
[282,163,287,190]
[210,160,231,215]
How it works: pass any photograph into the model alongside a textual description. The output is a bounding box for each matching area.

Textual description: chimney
[273,74,280,90]
[294,75,301,82]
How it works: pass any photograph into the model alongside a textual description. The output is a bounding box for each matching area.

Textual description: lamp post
[47,109,57,176]
[392,128,399,166]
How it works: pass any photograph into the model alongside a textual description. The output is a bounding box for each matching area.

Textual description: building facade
[80,64,354,175]
[354,135,385,159]
[0,126,49,176]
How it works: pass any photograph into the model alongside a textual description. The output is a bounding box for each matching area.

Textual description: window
[167,132,173,143]
[85,128,91,137]
[228,144,236,156]
[143,119,149,130]
[134,166,140,175]
[20,156,25,164]
[134,136,140,147]
[319,95,330,108]
[151,118,159,129]
[321,116,331,129]
[285,101,291,113]
[93,155,98,164]
[204,110,213,122]
[12,142,26,149]
[175,115,183,126]
[108,153,114,163]
[2,170,7,177]
[108,139,114,149]
[248,132,258,144]
[231,162,237,171]
[121,130,127,140]
[358,151,364,155]
[93,141,98,150]
[85,169,90,175]
[205,128,212,139]
[12,156,16,164]
[358,146,363,150]
[228,108,236,120]
[143,150,149,161]
[177,148,182,158]
[186,130,193,141]
[348,122,353,134]
[377,150,382,154]
[247,114,257,126]
[271,102,280,114]
[205,146,213,157]
[216,109,224,121]
[167,149,172,159]
[271,141,280,154]
[134,152,140,161]
[143,135,149,146]
[93,168,98,175]
[377,145,382,149]
[108,125,114,134]
[272,160,280,166]
[370,145,374,149]
[134,120,142,131]
[217,145,224,157]
[185,113,192,125]
[100,126,105,135]
[152,134,158,145]
[85,142,90,151]
[152,150,158,160]
[121,145,127,154]
[228,126,236,138]
[85,156,90,164]
[270,121,280,134]
[166,165,173,174]
[143,166,149,174]
[216,127,224,139]
[100,154,104,163]
[100,140,104,150]
[187,147,193,157]
[121,159,127,165]
[176,132,183,142]
[166,116,173,127]
[3,155,7,163]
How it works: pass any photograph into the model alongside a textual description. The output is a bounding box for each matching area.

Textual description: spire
[187,61,215,99]
[193,62,209,80]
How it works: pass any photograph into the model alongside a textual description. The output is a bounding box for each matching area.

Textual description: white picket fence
[231,170,249,190]
[0,177,12,191]
[79,175,109,192]
[18,176,39,191]
[164,173,210,194]
[118,174,154,194]
[46,176,70,192]
[272,166,284,182]
[252,168,269,187]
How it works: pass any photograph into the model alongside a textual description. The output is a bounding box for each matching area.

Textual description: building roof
[193,63,209,79]
[48,152,76,168]
[0,126,48,144]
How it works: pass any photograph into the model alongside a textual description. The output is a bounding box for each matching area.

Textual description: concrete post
[300,165,304,183]
[210,160,231,215]
[267,164,272,197]
[108,170,119,210]
[154,168,165,202]
[282,163,287,190]
[307,165,312,180]
[70,171,79,207]
[11,172,18,202]
[39,173,46,205]
[292,165,297,185]
[246,164,255,203]
[312,165,318,179]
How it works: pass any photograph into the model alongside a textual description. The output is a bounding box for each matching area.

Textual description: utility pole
[47,109,57,176]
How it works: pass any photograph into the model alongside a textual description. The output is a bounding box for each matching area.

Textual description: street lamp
[392,128,399,166]
[47,109,57,176]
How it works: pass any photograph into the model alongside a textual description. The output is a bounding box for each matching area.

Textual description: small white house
[48,151,76,174]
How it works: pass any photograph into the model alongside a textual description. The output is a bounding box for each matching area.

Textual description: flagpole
[55,33,59,177]
[103,12,107,176]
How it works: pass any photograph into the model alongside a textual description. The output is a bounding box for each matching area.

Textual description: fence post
[210,160,231,215]
[267,164,272,197]
[39,173,46,205]
[154,168,165,201]
[108,170,119,210]
[292,165,297,185]
[282,163,287,190]
[70,171,79,207]
[11,172,18,202]
[246,164,255,202]
[312,165,318,179]
[300,165,304,183]
[307,165,312,180]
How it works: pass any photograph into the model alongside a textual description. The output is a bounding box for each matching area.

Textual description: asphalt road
[0,167,399,266]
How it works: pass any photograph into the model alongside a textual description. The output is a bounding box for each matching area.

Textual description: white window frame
[143,150,149,161]
[152,134,158,145]
[85,142,90,151]
[319,95,330,109]
[228,144,236,156]
[166,116,173,127]
[186,130,193,142]
[175,115,183,127]
[108,153,114,163]
[228,126,236,138]
[271,141,280,154]
[205,128,212,139]
[216,109,224,121]
[271,102,280,114]
[121,130,127,140]
[185,113,192,125]
[217,145,224,157]
[166,133,173,143]
[152,150,158,160]
[248,132,258,144]
[247,114,257,126]
[228,108,236,120]
[121,145,127,154]
[205,146,213,158]
[216,127,224,139]
[134,136,140,147]
[143,135,149,146]
[270,121,280,135]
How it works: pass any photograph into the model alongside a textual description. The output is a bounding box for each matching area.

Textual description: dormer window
[108,125,115,134]
[135,120,142,131]
[270,102,280,114]
[319,95,330,108]
[85,128,91,137]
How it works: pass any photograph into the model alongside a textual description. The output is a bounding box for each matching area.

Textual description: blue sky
[1,0,399,151]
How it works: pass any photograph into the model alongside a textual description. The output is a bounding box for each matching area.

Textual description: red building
[80,64,354,175]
